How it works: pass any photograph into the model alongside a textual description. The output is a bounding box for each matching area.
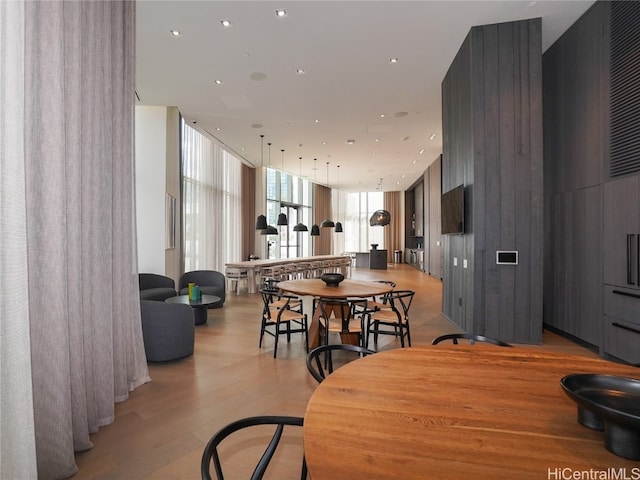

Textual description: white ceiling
[136,0,594,192]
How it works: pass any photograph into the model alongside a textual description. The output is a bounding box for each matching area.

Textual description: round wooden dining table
[276,279,393,348]
[303,345,640,479]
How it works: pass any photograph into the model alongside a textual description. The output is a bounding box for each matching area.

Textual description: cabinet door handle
[612,322,640,335]
[637,232,640,287]
[627,234,635,285]
[612,289,640,299]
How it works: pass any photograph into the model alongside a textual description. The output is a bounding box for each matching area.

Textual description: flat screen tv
[441,184,464,235]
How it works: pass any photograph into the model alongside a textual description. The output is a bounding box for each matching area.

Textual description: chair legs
[260,316,308,359]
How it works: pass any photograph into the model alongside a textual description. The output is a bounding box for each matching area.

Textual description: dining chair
[306,344,375,383]
[317,297,369,348]
[201,415,307,480]
[259,288,308,358]
[364,289,415,348]
[359,280,396,314]
[431,333,513,347]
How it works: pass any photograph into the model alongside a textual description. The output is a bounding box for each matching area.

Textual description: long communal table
[224,255,350,294]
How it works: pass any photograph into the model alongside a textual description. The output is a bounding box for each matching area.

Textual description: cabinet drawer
[603,316,640,364]
[603,285,640,326]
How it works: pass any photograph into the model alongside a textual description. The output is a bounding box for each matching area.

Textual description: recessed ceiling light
[429,134,437,140]
[314,119,320,123]
[220,19,232,28]
[322,141,326,145]
[401,136,410,141]
[214,79,223,85]
[419,149,424,154]
[169,30,182,37]
[296,68,306,75]
[375,139,380,142]
[346,139,355,145]
[379,114,385,118]
[275,9,287,17]
[390,57,399,63]
[412,160,417,164]
[216,127,221,131]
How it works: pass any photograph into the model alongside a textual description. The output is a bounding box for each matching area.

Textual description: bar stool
[260,265,283,283]
[225,267,248,293]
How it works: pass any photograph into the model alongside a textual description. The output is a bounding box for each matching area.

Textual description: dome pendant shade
[260,225,279,235]
[293,222,308,232]
[334,222,343,233]
[320,219,335,228]
[277,212,288,226]
[310,224,320,236]
[255,214,268,230]
[369,210,391,226]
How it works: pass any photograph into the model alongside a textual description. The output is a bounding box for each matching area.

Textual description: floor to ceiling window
[181,119,242,272]
[265,167,311,259]
[342,191,384,252]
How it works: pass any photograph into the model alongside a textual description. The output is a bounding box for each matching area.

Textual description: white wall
[135,106,167,274]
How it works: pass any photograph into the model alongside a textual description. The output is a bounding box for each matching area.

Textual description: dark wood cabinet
[546,187,602,346]
[603,177,640,289]
[602,176,640,363]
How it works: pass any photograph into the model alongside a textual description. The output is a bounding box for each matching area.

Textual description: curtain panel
[241,165,256,261]
[0,1,38,478]
[384,191,403,263]
[313,184,332,255]
[1,2,150,478]
[182,121,243,272]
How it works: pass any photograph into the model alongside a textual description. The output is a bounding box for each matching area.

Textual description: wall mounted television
[441,184,465,235]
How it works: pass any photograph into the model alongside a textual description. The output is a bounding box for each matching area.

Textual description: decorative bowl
[561,373,640,460]
[321,273,345,287]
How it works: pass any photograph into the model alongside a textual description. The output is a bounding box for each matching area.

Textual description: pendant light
[293,156,308,232]
[260,224,279,235]
[369,178,391,226]
[255,134,268,230]
[334,164,343,233]
[277,149,288,226]
[310,158,320,235]
[320,161,335,228]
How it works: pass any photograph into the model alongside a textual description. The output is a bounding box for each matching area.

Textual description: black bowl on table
[320,273,344,287]
[560,373,640,460]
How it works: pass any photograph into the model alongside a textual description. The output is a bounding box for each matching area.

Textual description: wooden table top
[277,278,393,299]
[303,345,640,479]
[224,254,348,269]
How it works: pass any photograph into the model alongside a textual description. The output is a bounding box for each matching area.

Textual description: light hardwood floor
[73,264,597,479]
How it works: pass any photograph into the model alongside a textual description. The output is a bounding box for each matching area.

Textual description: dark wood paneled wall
[427,156,442,279]
[442,19,543,344]
[542,1,608,347]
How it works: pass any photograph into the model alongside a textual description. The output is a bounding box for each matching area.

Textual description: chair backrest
[260,288,297,318]
[201,415,307,480]
[431,333,513,347]
[317,297,367,332]
[179,270,225,290]
[306,344,375,383]
[138,273,175,290]
[385,289,414,318]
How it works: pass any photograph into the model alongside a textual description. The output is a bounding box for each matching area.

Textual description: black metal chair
[259,288,308,358]
[201,415,307,480]
[316,297,368,348]
[364,290,415,348]
[306,344,375,383]
[431,333,513,347]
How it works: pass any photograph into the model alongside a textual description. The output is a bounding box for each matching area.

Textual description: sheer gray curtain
[1,2,150,479]
[182,121,243,272]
